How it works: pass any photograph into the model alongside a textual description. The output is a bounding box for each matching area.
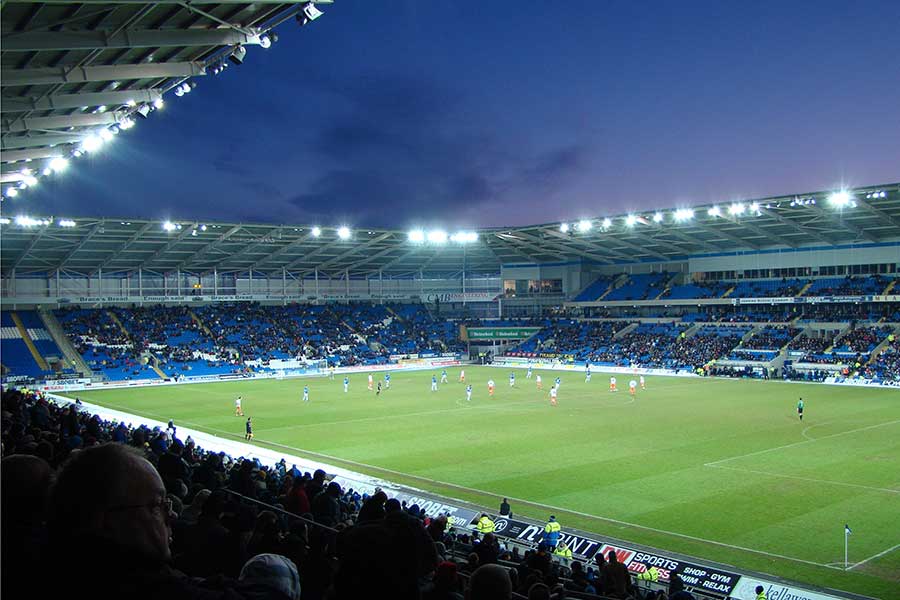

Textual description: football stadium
[1,3,898,600]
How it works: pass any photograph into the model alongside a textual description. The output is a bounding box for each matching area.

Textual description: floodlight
[200,224,208,231]
[136,104,151,119]
[749,202,760,213]
[163,221,177,231]
[99,128,114,142]
[6,188,19,198]
[81,135,103,152]
[119,118,135,130]
[673,208,694,222]
[828,191,852,207]
[728,203,745,216]
[23,175,38,187]
[560,223,570,233]
[337,226,351,240]
[58,219,77,227]
[153,98,165,110]
[127,99,137,107]
[229,45,247,65]
[298,2,324,25]
[311,226,322,237]
[577,219,593,232]
[451,231,478,243]
[175,86,185,97]
[258,34,272,49]
[408,229,425,243]
[652,212,664,223]
[49,157,70,172]
[427,230,448,244]
[707,206,720,217]
[43,168,52,176]
[601,218,612,229]
[0,217,10,224]
[625,215,637,227]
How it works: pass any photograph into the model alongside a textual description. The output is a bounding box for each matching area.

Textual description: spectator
[469,563,513,600]
[44,443,245,599]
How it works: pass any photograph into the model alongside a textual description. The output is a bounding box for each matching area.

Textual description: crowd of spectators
[741,327,800,350]
[2,387,683,600]
[52,303,466,381]
[833,326,892,355]
[787,333,836,355]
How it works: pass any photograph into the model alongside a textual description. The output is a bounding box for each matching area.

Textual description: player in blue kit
[432,374,438,391]
[343,376,349,393]
[302,386,309,403]
[384,373,391,389]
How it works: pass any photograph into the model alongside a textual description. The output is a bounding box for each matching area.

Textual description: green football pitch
[63,367,900,598]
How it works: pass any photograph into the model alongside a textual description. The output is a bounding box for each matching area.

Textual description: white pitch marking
[705,419,900,467]
[848,543,900,570]
[707,464,900,494]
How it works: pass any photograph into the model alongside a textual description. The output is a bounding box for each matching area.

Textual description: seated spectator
[469,563,513,600]
[44,443,246,599]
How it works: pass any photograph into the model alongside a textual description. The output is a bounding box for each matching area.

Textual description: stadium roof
[1,184,898,277]
[1,0,330,186]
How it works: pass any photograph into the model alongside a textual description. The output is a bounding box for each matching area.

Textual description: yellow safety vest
[554,545,572,559]
[637,566,659,582]
[544,521,561,534]
[477,516,495,533]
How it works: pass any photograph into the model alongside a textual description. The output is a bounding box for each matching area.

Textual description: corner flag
[845,524,852,535]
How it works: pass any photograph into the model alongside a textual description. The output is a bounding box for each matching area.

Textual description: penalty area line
[705,419,900,467]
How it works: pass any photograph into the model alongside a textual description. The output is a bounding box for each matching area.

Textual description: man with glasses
[45,443,247,598]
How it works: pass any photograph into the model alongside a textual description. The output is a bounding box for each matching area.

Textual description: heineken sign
[465,327,541,340]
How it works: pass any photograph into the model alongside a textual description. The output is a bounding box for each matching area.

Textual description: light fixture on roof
[200,224,208,231]
[601,218,612,229]
[707,206,721,217]
[229,45,247,65]
[5,187,19,198]
[408,229,425,243]
[298,2,324,25]
[559,223,570,233]
[728,202,745,216]
[258,32,277,49]
[0,217,10,224]
[828,190,852,208]
[652,212,664,223]
[136,104,151,119]
[749,202,760,213]
[119,118,135,130]
[577,219,592,232]
[153,98,165,110]
[673,208,694,222]
[81,135,103,152]
[162,221,177,232]
[23,175,38,187]
[47,156,69,173]
[427,230,448,244]
[43,167,52,176]
[311,226,322,237]
[99,128,114,142]
[58,219,77,228]
[451,231,478,243]
[337,226,352,240]
[624,215,638,227]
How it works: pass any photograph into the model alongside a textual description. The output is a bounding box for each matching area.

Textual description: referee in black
[245,417,253,440]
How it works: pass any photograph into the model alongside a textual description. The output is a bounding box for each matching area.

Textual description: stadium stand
[604,273,670,301]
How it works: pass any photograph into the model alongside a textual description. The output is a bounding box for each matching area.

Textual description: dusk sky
[20,0,900,228]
